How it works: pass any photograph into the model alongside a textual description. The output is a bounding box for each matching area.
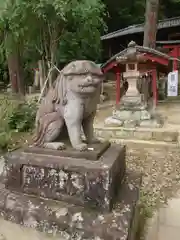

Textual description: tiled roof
[101,17,180,41]
[156,40,180,45]
[101,41,171,69]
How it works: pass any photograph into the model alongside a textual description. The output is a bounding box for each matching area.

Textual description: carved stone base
[4,143,126,212]
[106,102,163,128]
[113,109,152,121]
[105,114,163,128]
[0,171,141,240]
[120,95,145,110]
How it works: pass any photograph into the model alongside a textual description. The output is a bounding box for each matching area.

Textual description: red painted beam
[172,47,178,71]
[115,66,121,105]
[163,45,180,49]
[168,48,177,57]
[101,61,117,73]
[152,69,157,106]
[143,53,169,66]
[162,45,180,71]
[166,46,180,70]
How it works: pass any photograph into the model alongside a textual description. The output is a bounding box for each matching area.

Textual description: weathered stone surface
[152,131,178,142]
[140,110,151,120]
[113,110,132,120]
[34,60,103,152]
[139,119,161,128]
[123,120,137,128]
[95,127,180,144]
[132,111,141,121]
[133,130,152,140]
[4,143,126,212]
[0,157,5,183]
[113,109,152,122]
[104,117,123,127]
[95,129,115,140]
[0,171,141,240]
[25,141,110,161]
[115,129,134,139]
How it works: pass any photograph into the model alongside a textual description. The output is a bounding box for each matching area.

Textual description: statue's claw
[74,143,88,151]
[43,142,66,150]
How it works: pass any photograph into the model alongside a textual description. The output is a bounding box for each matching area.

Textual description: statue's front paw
[74,143,88,151]
[43,142,66,150]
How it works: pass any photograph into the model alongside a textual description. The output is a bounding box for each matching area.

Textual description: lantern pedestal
[120,73,145,109]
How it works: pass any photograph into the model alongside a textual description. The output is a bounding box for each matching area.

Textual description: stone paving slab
[95,126,179,143]
[157,225,180,240]
[159,198,180,227]
[146,196,180,240]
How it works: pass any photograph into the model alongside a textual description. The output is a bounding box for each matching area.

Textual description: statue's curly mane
[52,73,68,106]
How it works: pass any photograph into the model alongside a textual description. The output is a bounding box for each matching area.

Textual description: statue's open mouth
[79,82,100,88]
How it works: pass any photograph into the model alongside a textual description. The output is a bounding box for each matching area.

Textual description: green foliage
[0,94,22,132]
[103,0,146,32]
[160,0,180,18]
[0,0,179,87]
[0,94,37,133]
[0,132,12,150]
[58,0,106,63]
[0,94,37,151]
[0,0,106,86]
[7,100,37,132]
[103,0,180,33]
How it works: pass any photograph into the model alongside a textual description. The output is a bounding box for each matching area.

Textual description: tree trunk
[48,27,59,87]
[143,0,159,48]
[38,59,46,94]
[7,48,25,95]
[7,52,18,93]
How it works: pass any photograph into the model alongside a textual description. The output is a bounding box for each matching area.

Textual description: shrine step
[95,126,179,144]
[4,143,126,212]
[0,171,141,240]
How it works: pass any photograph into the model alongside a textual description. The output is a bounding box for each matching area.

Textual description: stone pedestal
[4,142,126,212]
[0,142,141,239]
[0,171,141,240]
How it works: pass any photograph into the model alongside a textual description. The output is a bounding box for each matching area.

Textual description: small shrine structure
[101,41,172,106]
[101,41,173,128]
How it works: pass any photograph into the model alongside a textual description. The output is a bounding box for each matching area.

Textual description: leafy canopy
[0,0,106,63]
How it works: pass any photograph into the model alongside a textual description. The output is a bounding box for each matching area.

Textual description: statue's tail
[33,119,46,147]
[33,113,61,147]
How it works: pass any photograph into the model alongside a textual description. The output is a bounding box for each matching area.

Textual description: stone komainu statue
[34,60,104,151]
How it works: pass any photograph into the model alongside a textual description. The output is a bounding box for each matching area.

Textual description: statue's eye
[68,76,73,81]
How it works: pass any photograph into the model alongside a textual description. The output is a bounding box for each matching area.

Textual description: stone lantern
[115,41,147,109]
[122,62,142,106]
[111,41,162,127]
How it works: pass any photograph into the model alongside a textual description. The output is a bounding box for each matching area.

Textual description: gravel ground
[126,143,180,239]
[127,144,180,206]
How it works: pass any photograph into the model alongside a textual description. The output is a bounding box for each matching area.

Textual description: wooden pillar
[115,66,121,105]
[152,68,157,106]
[173,46,178,71]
